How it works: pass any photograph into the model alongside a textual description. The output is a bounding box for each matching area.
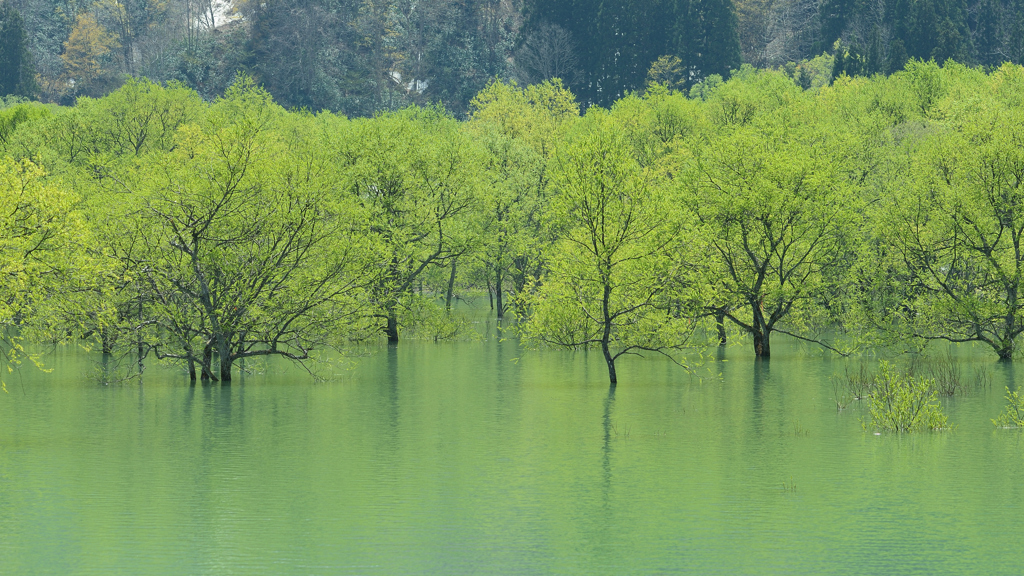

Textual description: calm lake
[2,320,1024,575]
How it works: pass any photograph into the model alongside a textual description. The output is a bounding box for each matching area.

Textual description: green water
[2,325,1024,575]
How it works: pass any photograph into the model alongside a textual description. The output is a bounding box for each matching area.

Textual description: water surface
[2,325,1023,575]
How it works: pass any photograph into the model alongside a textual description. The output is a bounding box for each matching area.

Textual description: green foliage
[0,101,50,150]
[867,362,949,433]
[0,156,96,389]
[689,74,723,100]
[516,108,698,385]
[340,105,480,342]
[870,69,1024,360]
[647,56,687,92]
[681,71,861,357]
[8,58,1024,389]
[399,296,479,342]
[994,387,1024,428]
[784,54,834,90]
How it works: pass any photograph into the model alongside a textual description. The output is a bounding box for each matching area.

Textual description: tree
[677,0,744,78]
[0,101,50,152]
[82,77,203,158]
[468,79,579,318]
[685,76,859,357]
[647,55,687,91]
[46,79,205,359]
[517,109,696,387]
[514,22,580,85]
[874,95,1024,360]
[523,0,743,105]
[97,78,374,380]
[61,12,121,98]
[339,106,479,343]
[0,1,37,98]
[0,157,92,390]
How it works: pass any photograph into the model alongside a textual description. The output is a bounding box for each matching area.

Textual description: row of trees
[7,0,1024,113]
[3,61,1024,387]
[2,0,521,113]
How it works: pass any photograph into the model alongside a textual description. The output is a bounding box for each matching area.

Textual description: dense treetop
[3,61,1024,387]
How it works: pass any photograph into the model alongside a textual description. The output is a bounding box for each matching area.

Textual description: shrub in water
[993,387,1024,428]
[868,362,948,433]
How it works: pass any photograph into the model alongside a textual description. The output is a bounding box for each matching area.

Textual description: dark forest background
[2,0,1023,114]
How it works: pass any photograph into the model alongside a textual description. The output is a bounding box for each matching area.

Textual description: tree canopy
[5,62,1024,387]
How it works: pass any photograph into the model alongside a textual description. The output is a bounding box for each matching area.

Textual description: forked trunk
[751,298,771,358]
[998,341,1014,361]
[1000,303,1016,361]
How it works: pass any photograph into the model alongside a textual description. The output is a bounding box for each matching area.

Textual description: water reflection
[751,358,770,436]
[601,387,616,493]
[715,345,727,363]
[383,344,400,431]
[1003,362,1017,392]
[5,338,1024,575]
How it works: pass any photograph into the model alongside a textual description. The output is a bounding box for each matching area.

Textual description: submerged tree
[0,157,94,389]
[878,85,1024,361]
[468,79,579,319]
[517,109,697,387]
[685,77,859,357]
[339,106,479,343]
[98,78,374,380]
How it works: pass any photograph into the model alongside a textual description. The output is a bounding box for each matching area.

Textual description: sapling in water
[867,362,948,433]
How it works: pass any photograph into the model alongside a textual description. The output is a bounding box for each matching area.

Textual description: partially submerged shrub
[868,362,949,433]
[400,296,480,342]
[835,352,992,411]
[993,387,1024,428]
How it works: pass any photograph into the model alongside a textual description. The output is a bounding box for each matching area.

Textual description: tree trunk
[487,276,493,310]
[201,343,216,380]
[751,297,770,358]
[603,339,618,388]
[495,266,504,319]
[386,304,399,344]
[716,309,727,346]
[218,338,232,382]
[998,340,1014,361]
[101,327,113,355]
[137,292,144,373]
[602,283,617,388]
[446,259,457,312]
[753,331,771,358]
[1001,296,1016,361]
[188,358,197,381]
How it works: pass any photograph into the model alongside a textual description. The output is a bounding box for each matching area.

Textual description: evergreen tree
[524,0,740,106]
[0,1,37,98]
[1008,0,1024,63]
[975,0,1003,66]
[691,0,743,78]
